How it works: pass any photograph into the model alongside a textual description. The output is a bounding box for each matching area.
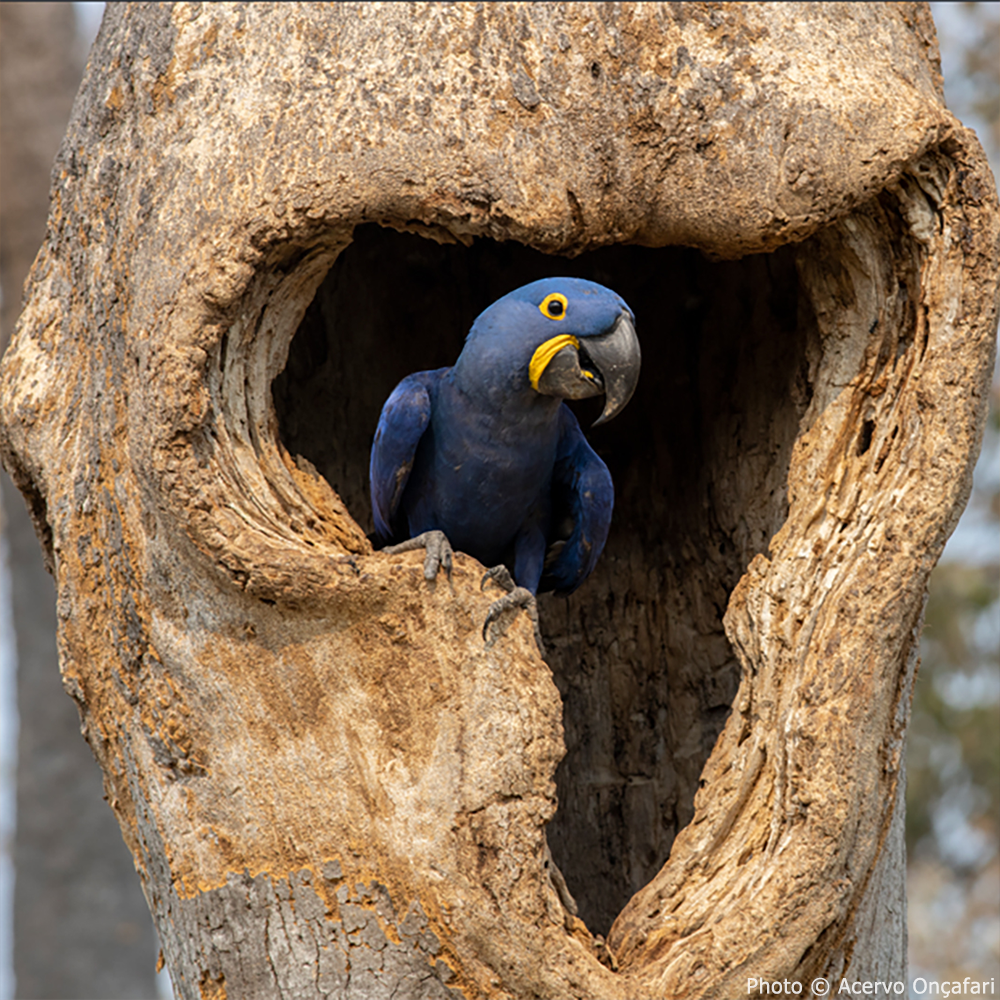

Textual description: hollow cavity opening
[272,223,814,934]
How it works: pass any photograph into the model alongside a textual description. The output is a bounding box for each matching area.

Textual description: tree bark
[0,3,997,999]
[0,4,159,997]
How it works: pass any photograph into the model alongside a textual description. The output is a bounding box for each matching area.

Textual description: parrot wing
[541,404,614,596]
[369,371,435,540]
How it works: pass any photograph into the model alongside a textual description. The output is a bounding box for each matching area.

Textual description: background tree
[907,3,999,985]
[0,4,159,997]
[0,4,997,998]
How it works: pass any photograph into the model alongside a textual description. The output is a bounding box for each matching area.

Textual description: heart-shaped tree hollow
[0,4,996,999]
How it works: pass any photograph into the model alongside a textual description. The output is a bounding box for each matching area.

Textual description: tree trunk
[0,4,159,997]
[1,3,996,998]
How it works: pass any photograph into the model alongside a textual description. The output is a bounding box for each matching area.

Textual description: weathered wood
[1,3,997,998]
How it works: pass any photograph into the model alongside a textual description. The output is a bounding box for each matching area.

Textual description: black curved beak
[534,344,604,402]
[532,310,640,425]
[583,312,641,426]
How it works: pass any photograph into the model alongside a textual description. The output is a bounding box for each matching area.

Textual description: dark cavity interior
[272,223,814,935]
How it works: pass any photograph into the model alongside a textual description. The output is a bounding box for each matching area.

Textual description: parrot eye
[539,293,568,320]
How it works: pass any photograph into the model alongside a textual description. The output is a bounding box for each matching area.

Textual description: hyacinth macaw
[369,277,640,652]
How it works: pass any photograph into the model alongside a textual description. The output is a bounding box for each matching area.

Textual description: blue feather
[543,405,614,595]
[369,278,633,596]
[369,372,436,538]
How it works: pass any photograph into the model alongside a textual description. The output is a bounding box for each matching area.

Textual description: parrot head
[457,277,641,425]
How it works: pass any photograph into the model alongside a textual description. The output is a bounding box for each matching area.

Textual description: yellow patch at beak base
[529,334,580,391]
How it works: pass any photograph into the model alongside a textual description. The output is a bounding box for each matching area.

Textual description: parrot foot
[383,530,453,583]
[481,567,545,656]
[480,564,516,593]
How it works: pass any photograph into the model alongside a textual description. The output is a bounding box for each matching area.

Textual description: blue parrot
[369,277,640,652]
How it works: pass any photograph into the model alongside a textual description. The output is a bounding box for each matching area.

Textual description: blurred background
[903,4,1000,988]
[0,3,997,997]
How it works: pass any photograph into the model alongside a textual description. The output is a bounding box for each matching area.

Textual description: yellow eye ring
[539,292,568,320]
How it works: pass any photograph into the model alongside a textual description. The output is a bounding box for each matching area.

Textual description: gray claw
[483,585,546,657]
[383,530,453,582]
[481,564,515,593]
